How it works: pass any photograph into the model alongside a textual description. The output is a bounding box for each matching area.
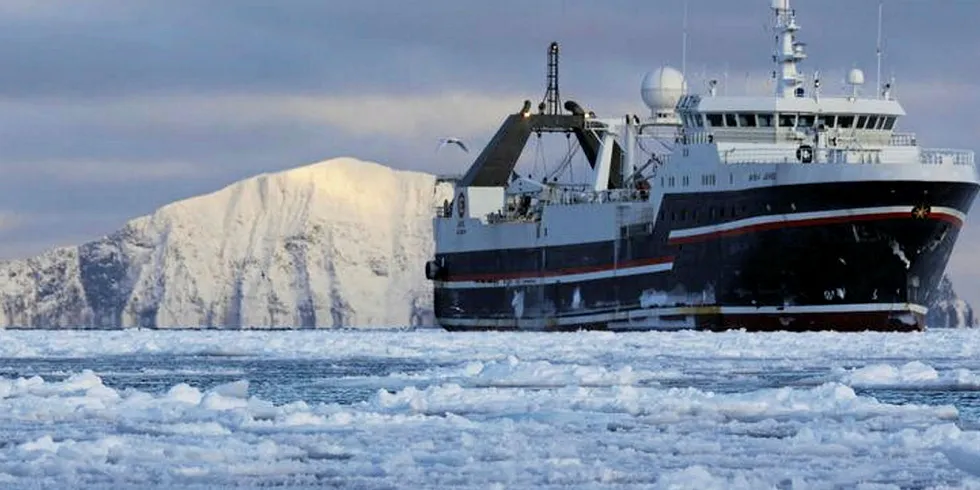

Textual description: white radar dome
[847,68,865,86]
[641,66,687,112]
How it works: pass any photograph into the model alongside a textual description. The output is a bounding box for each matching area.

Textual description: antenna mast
[544,42,561,115]
[771,0,806,98]
[681,0,688,80]
[876,0,883,99]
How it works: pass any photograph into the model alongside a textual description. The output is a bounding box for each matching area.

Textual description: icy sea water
[3,329,980,488]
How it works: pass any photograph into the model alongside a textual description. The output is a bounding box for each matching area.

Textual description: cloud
[0,91,637,141]
[3,159,212,184]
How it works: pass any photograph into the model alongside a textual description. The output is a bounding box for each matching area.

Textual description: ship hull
[433,180,978,332]
[439,307,924,332]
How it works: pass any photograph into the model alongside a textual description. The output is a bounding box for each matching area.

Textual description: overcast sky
[2,0,980,305]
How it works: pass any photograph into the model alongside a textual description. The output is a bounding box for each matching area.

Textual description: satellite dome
[641,66,687,112]
[847,68,865,86]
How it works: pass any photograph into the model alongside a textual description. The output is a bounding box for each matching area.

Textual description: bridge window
[778,113,796,127]
[706,113,724,127]
[798,114,815,128]
[865,115,879,129]
[856,115,868,129]
[875,116,886,130]
[724,114,737,127]
[694,114,704,127]
[837,115,855,128]
[882,117,896,130]
[737,113,757,127]
[816,114,834,128]
[757,113,774,127]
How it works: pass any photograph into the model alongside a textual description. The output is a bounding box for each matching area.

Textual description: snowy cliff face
[0,158,452,328]
[927,276,976,329]
[0,156,974,329]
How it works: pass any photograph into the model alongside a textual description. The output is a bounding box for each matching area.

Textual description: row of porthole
[661,174,722,188]
[659,204,750,224]
[659,201,801,226]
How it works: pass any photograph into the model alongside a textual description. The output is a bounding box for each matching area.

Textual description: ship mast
[543,42,561,115]
[772,0,806,98]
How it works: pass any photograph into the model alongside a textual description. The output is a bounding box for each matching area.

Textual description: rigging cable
[532,132,546,178]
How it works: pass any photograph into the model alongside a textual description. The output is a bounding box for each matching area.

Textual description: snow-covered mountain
[0,158,451,328]
[0,156,974,329]
[927,276,976,329]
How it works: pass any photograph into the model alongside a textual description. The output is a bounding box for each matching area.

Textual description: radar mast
[772,0,806,98]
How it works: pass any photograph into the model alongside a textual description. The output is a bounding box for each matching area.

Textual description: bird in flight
[437,137,468,153]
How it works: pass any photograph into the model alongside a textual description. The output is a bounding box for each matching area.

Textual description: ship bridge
[670,91,973,167]
[676,93,905,145]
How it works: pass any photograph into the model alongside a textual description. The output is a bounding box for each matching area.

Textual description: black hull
[433,181,978,332]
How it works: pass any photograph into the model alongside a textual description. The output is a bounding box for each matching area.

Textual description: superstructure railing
[719,147,884,165]
[890,132,917,147]
[920,149,975,166]
[717,146,975,166]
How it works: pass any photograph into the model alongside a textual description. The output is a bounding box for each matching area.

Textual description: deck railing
[889,132,917,147]
[719,147,883,165]
[720,146,976,167]
[920,149,975,166]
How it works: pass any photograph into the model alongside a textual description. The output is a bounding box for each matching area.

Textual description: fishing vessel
[425,0,979,331]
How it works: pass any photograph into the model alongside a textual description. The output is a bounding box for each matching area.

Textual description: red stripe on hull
[446,256,674,283]
[669,212,961,245]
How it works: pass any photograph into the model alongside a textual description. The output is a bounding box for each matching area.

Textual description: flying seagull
[437,137,468,153]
